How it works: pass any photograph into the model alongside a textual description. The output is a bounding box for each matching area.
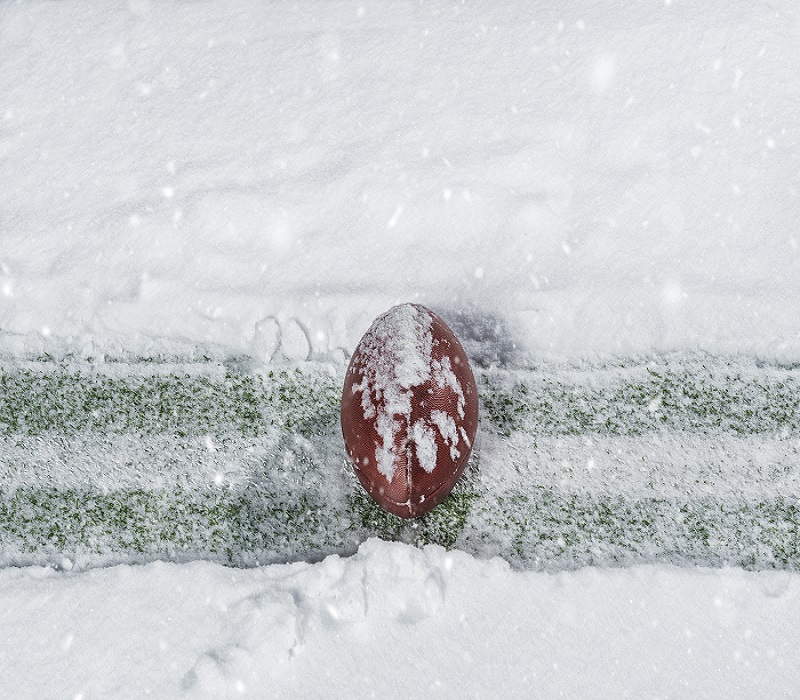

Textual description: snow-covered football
[341,303,479,518]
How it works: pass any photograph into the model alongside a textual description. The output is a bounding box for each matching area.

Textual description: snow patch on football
[432,356,466,419]
[411,420,438,474]
[349,304,434,481]
[431,409,461,462]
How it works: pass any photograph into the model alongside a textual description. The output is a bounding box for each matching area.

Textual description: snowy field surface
[2,0,800,696]
[3,0,799,362]
[2,540,799,699]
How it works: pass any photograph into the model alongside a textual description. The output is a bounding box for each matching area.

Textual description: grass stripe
[481,358,800,436]
[462,490,800,570]
[0,366,341,437]
[2,355,800,437]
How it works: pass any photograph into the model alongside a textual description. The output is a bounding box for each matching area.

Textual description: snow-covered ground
[2,0,800,696]
[3,0,798,362]
[3,540,799,699]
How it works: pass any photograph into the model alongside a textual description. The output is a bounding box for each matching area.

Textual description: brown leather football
[341,303,479,518]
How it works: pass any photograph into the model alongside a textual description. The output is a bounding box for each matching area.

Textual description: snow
[2,0,800,696]
[2,539,798,699]
[350,303,434,480]
[430,409,460,461]
[2,0,799,363]
[431,355,466,418]
[411,418,438,472]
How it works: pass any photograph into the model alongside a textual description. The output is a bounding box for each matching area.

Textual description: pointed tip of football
[341,303,478,519]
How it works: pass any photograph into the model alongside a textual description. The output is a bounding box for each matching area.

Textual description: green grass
[0,485,347,566]
[349,488,481,550]
[0,366,341,438]
[463,489,800,570]
[481,361,800,437]
[0,479,480,567]
[1,353,800,570]
[4,357,798,439]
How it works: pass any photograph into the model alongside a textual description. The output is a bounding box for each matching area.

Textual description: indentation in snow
[280,318,310,361]
[252,316,281,362]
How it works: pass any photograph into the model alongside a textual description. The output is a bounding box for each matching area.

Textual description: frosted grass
[1,353,799,570]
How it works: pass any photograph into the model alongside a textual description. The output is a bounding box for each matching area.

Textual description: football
[341,303,479,518]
